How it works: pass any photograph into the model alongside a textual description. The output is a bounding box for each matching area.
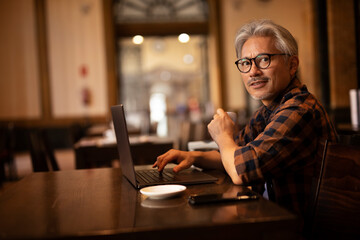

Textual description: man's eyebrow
[240,53,269,59]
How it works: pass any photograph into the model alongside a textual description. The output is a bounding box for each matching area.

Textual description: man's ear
[289,56,299,77]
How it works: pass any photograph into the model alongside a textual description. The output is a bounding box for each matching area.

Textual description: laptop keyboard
[136,169,175,183]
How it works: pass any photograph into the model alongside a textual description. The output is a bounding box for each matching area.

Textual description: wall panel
[46,0,107,117]
[0,0,41,119]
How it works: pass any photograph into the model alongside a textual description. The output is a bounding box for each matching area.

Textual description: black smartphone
[188,191,259,205]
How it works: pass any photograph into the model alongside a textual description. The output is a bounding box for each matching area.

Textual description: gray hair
[234,19,298,58]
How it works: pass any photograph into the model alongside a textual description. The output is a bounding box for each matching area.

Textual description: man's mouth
[247,78,269,88]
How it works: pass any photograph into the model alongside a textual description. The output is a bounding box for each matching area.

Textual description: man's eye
[258,56,270,63]
[240,60,250,66]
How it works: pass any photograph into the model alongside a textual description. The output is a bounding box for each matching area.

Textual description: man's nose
[249,62,262,77]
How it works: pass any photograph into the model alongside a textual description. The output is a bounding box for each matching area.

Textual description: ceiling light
[178,33,190,43]
[132,35,144,45]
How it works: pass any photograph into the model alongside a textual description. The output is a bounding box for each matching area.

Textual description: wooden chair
[28,129,59,172]
[178,120,210,151]
[310,136,360,239]
[0,123,17,184]
[178,121,191,151]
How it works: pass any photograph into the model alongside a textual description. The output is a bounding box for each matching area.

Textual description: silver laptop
[111,104,218,189]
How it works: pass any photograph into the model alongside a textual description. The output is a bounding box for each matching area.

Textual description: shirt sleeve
[235,108,266,146]
[234,100,320,184]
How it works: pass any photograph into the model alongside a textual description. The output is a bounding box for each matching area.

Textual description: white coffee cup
[226,112,237,123]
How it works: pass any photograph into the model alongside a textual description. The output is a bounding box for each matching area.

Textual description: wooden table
[0,167,298,240]
[74,135,173,168]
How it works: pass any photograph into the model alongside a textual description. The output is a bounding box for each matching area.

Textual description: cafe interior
[0,0,360,239]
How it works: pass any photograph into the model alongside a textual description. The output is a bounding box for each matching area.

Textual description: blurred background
[0,0,359,183]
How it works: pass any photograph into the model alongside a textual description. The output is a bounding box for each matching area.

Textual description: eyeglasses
[235,53,290,73]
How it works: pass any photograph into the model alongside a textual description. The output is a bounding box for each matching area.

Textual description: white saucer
[140,185,186,199]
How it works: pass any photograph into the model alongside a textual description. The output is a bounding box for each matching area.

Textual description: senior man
[154,19,337,221]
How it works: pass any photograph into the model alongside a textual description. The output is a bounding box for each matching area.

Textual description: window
[115,0,211,137]
[118,35,210,137]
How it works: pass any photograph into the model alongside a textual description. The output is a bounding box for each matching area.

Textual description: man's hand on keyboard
[152,149,195,173]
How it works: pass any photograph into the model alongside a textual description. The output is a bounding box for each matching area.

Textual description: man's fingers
[155,149,177,172]
[217,108,225,115]
[173,161,186,173]
[173,162,187,173]
[172,154,193,173]
[212,108,226,120]
[154,149,192,173]
[153,152,167,170]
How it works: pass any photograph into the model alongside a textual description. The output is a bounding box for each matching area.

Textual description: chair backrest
[179,121,210,150]
[0,123,16,183]
[310,136,360,239]
[28,129,59,172]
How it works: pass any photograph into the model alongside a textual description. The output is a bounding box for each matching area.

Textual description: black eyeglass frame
[234,53,290,73]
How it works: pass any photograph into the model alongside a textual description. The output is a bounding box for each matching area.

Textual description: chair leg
[41,130,59,171]
[29,130,50,172]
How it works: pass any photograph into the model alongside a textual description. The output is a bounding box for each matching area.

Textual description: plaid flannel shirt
[234,78,337,217]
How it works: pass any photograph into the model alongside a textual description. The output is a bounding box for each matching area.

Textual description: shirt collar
[264,77,302,112]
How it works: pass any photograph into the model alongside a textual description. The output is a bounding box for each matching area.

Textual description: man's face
[240,36,298,106]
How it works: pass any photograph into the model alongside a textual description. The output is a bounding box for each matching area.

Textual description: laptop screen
[111,104,138,187]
